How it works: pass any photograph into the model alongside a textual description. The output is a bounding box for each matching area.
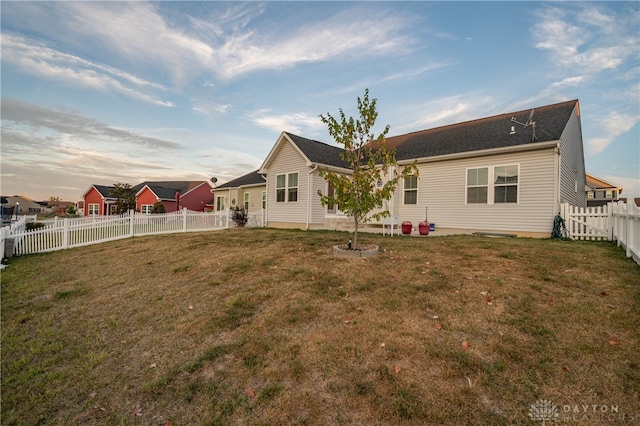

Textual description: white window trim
[465,164,520,205]
[325,181,344,216]
[276,172,299,203]
[88,203,99,215]
[403,175,419,205]
[141,204,153,214]
[244,192,250,210]
[216,195,226,211]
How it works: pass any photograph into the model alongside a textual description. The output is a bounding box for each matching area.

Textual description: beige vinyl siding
[242,185,267,214]
[558,107,587,208]
[214,189,231,211]
[266,141,309,224]
[310,170,328,224]
[396,147,557,233]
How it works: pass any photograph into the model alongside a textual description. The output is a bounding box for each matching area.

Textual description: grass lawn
[2,229,639,425]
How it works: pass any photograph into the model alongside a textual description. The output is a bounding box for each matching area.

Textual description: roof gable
[82,184,115,199]
[586,173,622,191]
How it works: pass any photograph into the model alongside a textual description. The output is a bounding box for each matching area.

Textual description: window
[244,193,250,210]
[262,191,266,209]
[276,172,298,202]
[288,173,298,202]
[216,196,225,211]
[606,190,613,199]
[276,174,286,202]
[88,203,99,215]
[587,191,594,199]
[141,204,153,214]
[466,165,518,204]
[467,168,488,203]
[327,182,336,214]
[404,175,418,205]
[494,165,518,203]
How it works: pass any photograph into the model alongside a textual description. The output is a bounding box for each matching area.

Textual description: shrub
[26,222,46,230]
[151,202,167,214]
[230,206,248,228]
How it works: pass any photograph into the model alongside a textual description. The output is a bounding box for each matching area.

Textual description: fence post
[0,227,5,260]
[129,209,135,237]
[183,208,187,232]
[63,218,69,249]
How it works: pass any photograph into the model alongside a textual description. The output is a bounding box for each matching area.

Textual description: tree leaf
[462,340,470,350]
[246,388,256,398]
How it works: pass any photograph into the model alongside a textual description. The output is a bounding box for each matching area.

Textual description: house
[257,99,586,237]
[133,181,214,213]
[81,185,117,216]
[1,195,50,215]
[81,181,214,216]
[212,170,266,213]
[585,173,622,207]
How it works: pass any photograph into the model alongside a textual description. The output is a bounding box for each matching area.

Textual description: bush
[230,206,249,228]
[151,202,167,214]
[26,222,46,230]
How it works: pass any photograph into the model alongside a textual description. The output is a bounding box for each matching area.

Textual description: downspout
[306,164,318,230]
[554,142,561,215]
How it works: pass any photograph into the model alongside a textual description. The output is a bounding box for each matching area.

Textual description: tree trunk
[353,216,359,250]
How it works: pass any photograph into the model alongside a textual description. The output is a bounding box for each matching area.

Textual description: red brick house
[134,181,214,213]
[82,181,214,216]
[82,185,117,216]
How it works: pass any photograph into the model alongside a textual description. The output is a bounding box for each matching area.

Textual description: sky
[1,1,639,202]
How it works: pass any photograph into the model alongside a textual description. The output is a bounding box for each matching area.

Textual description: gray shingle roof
[285,133,349,169]
[132,181,209,200]
[388,100,578,161]
[94,184,115,198]
[216,170,266,189]
[283,100,578,167]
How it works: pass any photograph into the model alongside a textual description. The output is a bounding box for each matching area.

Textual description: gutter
[306,164,319,230]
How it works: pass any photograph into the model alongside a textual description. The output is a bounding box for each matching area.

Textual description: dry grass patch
[2,229,639,425]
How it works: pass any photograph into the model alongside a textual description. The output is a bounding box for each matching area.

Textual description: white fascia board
[396,140,560,166]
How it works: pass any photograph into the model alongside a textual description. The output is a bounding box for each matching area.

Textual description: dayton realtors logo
[529,399,636,423]
[529,399,559,425]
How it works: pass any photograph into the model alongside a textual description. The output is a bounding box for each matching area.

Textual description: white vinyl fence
[1,208,265,258]
[561,201,640,264]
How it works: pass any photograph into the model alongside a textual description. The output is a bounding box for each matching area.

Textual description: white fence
[561,201,640,264]
[1,209,265,258]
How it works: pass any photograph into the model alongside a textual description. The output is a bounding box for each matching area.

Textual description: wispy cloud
[3,2,415,85]
[1,98,181,150]
[1,34,175,107]
[586,111,639,155]
[248,110,326,134]
[395,94,496,133]
[532,4,639,74]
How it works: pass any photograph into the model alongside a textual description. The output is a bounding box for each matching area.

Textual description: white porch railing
[1,209,266,258]
[561,201,640,265]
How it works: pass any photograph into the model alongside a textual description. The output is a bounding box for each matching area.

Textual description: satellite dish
[211,177,217,183]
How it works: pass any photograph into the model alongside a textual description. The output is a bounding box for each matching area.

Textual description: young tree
[150,201,167,214]
[109,183,136,215]
[318,89,417,249]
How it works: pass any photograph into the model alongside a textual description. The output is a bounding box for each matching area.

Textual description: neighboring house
[585,173,622,207]
[258,99,586,237]
[213,170,266,213]
[82,185,117,216]
[82,181,214,216]
[133,181,214,213]
[2,195,50,215]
